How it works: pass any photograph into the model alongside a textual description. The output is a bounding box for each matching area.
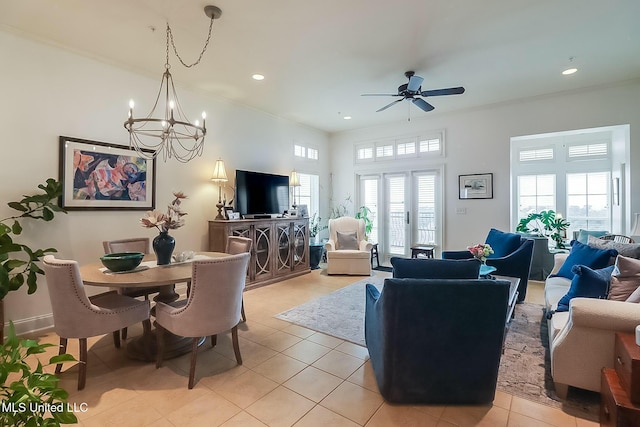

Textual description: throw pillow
[485,228,521,258]
[609,255,640,301]
[336,231,358,250]
[587,235,640,259]
[556,264,614,312]
[554,239,618,279]
[577,229,609,245]
[390,257,480,279]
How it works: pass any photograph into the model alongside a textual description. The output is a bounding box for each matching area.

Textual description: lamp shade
[631,213,640,237]
[290,170,301,187]
[211,159,228,182]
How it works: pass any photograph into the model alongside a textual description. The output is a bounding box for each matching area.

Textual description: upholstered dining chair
[225,236,252,322]
[103,237,162,339]
[155,252,250,389]
[42,255,151,390]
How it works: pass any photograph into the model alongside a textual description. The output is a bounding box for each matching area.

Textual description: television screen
[235,170,289,217]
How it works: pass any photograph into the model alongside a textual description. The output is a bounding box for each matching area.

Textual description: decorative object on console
[140,192,187,265]
[124,6,222,163]
[290,170,300,209]
[211,158,228,219]
[458,173,493,199]
[467,243,494,263]
[59,136,156,210]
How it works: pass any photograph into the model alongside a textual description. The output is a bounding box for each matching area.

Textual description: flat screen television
[235,169,289,217]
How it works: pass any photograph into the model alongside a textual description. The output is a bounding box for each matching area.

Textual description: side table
[600,332,640,426]
[411,245,435,259]
[370,243,380,268]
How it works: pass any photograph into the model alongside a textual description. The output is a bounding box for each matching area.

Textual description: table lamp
[211,158,228,220]
[290,170,301,209]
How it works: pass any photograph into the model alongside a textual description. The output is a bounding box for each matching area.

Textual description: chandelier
[124,5,222,163]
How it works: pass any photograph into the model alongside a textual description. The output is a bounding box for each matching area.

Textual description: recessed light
[343,116,352,120]
[252,74,265,81]
[562,68,577,75]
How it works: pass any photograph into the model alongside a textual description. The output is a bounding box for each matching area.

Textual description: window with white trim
[307,148,318,160]
[355,131,444,164]
[376,144,393,158]
[296,173,319,219]
[356,146,374,161]
[294,145,305,158]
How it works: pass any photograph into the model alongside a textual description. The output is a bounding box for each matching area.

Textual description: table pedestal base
[126,329,206,362]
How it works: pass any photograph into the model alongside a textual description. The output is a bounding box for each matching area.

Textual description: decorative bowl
[100,252,144,272]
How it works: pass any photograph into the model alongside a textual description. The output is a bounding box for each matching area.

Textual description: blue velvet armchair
[442,228,534,302]
[364,278,510,404]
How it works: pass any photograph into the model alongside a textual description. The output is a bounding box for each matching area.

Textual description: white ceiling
[2,0,640,133]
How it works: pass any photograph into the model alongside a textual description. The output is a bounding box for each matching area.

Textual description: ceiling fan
[362,71,465,113]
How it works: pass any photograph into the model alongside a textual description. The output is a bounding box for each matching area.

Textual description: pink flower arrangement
[467,243,494,262]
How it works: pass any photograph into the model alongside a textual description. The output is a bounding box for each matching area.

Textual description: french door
[359,170,441,262]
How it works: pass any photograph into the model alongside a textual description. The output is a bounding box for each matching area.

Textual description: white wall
[0,31,330,334]
[329,80,640,251]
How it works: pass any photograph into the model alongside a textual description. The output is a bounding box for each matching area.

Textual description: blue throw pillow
[556,264,615,312]
[577,229,608,245]
[390,257,480,279]
[485,228,521,258]
[555,240,617,279]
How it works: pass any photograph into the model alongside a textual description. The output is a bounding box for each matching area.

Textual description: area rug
[275,277,600,419]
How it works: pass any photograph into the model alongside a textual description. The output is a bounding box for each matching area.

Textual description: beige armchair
[325,217,372,275]
[42,255,151,390]
[155,252,250,389]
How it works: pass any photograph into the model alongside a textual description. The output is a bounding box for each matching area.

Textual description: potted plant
[0,179,65,342]
[1,322,77,426]
[355,206,374,241]
[516,209,570,249]
[308,213,327,270]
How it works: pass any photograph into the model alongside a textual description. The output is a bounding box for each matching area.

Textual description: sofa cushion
[556,265,614,312]
[587,235,640,259]
[609,255,640,301]
[555,240,617,279]
[390,257,480,279]
[544,275,572,311]
[337,231,358,250]
[576,229,609,245]
[485,228,521,258]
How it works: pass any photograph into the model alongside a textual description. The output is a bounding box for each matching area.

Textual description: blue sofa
[442,228,534,302]
[364,277,510,403]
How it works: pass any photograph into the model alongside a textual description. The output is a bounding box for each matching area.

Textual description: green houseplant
[355,206,374,240]
[309,213,327,243]
[0,179,65,342]
[1,322,77,426]
[516,209,570,249]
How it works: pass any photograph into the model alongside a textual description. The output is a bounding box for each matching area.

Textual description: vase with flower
[140,192,187,265]
[467,243,494,264]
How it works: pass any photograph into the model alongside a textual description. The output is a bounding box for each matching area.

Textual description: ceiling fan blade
[412,98,435,112]
[407,75,424,92]
[376,99,404,112]
[420,86,466,97]
[361,93,402,97]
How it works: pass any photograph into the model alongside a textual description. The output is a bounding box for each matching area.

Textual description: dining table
[79,251,227,362]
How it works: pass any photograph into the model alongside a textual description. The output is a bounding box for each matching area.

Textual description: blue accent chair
[442,229,534,302]
[365,278,510,403]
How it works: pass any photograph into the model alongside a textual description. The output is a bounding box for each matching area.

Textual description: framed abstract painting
[59,136,156,210]
[458,173,493,200]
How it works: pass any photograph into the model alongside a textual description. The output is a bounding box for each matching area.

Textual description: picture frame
[59,136,156,210]
[459,173,493,200]
[223,206,234,219]
[297,204,309,218]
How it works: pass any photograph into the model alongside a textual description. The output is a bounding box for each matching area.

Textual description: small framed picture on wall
[459,173,493,199]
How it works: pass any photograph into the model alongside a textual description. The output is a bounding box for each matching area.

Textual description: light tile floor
[25,268,598,426]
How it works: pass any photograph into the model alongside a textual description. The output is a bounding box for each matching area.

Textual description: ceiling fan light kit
[362,70,465,114]
[124,5,222,163]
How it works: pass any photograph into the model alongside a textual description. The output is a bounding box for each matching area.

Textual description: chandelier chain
[166,16,215,69]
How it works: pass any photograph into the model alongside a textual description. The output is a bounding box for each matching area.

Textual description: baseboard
[4,313,55,337]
